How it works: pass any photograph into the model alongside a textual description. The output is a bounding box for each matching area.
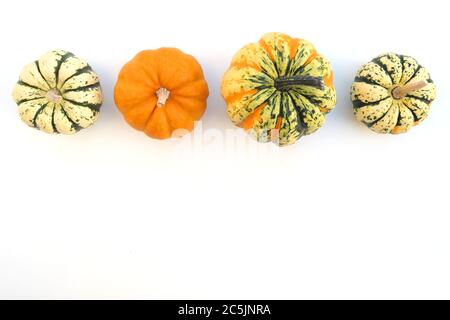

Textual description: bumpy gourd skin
[351,53,436,134]
[12,50,103,134]
[221,32,336,146]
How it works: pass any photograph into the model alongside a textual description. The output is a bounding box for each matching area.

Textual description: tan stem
[392,80,428,99]
[156,87,170,107]
[46,89,63,103]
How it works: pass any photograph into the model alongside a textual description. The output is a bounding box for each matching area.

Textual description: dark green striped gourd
[351,53,436,134]
[221,32,337,146]
[12,50,103,134]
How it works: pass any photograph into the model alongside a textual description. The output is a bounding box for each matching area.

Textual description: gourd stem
[46,89,62,103]
[392,80,428,99]
[156,87,170,107]
[274,76,324,92]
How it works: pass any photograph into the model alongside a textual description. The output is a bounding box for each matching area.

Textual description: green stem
[274,76,324,92]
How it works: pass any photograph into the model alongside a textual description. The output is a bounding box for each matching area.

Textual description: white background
[0,0,449,299]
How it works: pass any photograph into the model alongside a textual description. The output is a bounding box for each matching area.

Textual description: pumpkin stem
[46,89,63,103]
[274,76,324,92]
[156,87,170,107]
[392,80,428,99]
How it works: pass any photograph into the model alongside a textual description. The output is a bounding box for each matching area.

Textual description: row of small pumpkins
[12,32,437,146]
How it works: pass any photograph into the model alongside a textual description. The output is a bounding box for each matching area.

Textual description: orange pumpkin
[114,48,209,139]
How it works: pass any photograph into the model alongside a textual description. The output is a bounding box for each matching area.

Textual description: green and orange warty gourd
[12,50,103,134]
[114,48,209,139]
[221,32,337,146]
[351,53,436,134]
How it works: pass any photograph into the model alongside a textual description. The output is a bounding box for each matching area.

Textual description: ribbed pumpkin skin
[12,50,102,134]
[114,48,209,139]
[221,32,336,146]
[351,53,436,134]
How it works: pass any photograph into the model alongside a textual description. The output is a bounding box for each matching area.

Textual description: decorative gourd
[221,32,336,146]
[351,53,436,134]
[114,48,209,139]
[12,50,103,134]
